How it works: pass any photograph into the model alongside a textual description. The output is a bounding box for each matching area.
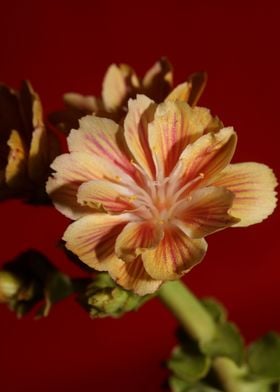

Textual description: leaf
[169,376,222,392]
[168,345,211,383]
[169,376,191,392]
[248,332,280,380]
[200,298,227,323]
[200,321,244,366]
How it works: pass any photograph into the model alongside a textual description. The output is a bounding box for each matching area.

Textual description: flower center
[130,166,204,226]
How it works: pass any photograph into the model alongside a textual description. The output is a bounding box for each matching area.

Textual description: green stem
[157,280,242,392]
[158,280,216,344]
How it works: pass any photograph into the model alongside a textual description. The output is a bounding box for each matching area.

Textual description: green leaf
[248,332,280,380]
[168,345,211,383]
[169,376,222,392]
[169,376,191,392]
[200,298,227,323]
[187,385,222,392]
[200,321,244,366]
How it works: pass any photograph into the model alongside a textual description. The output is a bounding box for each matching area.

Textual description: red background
[0,1,279,391]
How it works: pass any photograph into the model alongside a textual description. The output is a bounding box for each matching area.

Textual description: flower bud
[82,273,151,318]
[0,271,21,303]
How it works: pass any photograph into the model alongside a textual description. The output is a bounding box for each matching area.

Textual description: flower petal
[174,186,239,238]
[124,95,156,178]
[101,64,128,112]
[187,72,208,106]
[142,226,207,280]
[109,256,162,295]
[64,92,101,112]
[212,162,278,227]
[63,213,132,271]
[0,84,22,170]
[115,221,164,262]
[5,130,27,189]
[101,63,140,112]
[77,179,137,213]
[28,127,60,184]
[142,58,173,102]
[165,82,192,102]
[68,115,134,177]
[46,152,99,219]
[171,127,237,188]
[148,101,214,178]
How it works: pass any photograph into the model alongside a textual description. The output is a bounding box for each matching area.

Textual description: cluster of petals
[47,94,277,295]
[49,57,207,132]
[0,81,59,197]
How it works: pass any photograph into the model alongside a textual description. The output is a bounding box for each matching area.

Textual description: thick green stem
[157,280,243,392]
[158,280,216,344]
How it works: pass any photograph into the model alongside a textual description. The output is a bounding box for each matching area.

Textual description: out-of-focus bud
[0,249,73,317]
[81,273,151,318]
[0,271,21,303]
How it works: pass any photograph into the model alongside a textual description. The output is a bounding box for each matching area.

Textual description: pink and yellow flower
[47,95,277,295]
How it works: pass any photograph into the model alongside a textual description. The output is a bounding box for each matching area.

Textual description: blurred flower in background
[48,57,208,133]
[0,81,60,202]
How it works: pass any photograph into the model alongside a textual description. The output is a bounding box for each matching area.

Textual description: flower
[0,81,60,200]
[47,95,277,295]
[48,57,207,133]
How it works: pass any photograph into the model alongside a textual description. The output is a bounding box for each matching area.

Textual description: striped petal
[46,152,98,219]
[171,127,237,189]
[63,213,132,271]
[115,221,163,262]
[142,226,207,280]
[212,162,278,227]
[47,151,131,219]
[109,256,162,295]
[174,186,239,238]
[148,101,214,178]
[77,179,137,213]
[124,95,156,178]
[68,115,135,177]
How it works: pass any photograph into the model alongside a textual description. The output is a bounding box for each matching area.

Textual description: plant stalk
[157,280,243,392]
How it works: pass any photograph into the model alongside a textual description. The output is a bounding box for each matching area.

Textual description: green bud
[0,271,21,302]
[82,273,151,318]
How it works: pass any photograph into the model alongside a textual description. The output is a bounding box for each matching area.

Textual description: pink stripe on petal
[173,186,239,238]
[171,127,237,190]
[77,179,137,213]
[124,95,156,179]
[68,115,135,177]
[109,256,162,295]
[148,102,214,179]
[115,221,163,262]
[142,226,207,280]
[63,213,133,271]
